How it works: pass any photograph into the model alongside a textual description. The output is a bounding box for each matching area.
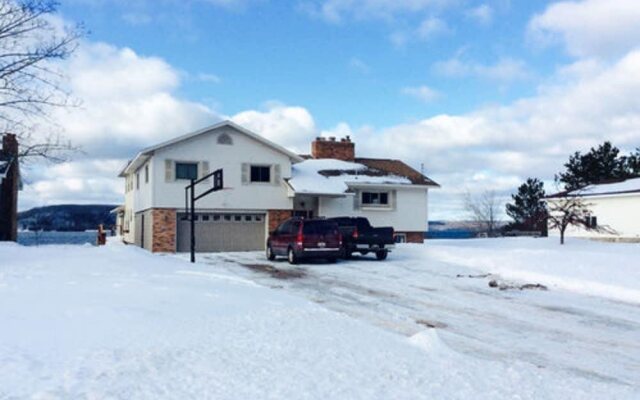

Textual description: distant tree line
[19,204,116,231]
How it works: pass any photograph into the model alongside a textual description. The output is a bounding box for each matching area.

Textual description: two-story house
[118,120,439,252]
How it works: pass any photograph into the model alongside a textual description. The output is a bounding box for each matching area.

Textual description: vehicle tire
[266,244,276,261]
[344,250,353,259]
[360,251,369,256]
[375,250,388,261]
[287,247,298,265]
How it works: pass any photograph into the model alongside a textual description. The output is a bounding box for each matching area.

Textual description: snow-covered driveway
[196,238,640,391]
[2,239,639,398]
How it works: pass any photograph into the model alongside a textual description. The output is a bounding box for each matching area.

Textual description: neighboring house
[118,120,439,253]
[0,134,19,242]
[546,177,640,241]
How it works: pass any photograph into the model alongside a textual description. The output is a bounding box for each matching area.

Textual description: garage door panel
[177,213,265,252]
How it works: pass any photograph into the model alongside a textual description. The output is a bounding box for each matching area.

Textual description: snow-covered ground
[1,238,639,398]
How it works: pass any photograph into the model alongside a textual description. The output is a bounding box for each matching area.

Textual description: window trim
[361,190,391,208]
[175,161,199,181]
[250,164,271,184]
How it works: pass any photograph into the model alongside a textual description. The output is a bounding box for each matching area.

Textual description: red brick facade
[151,208,177,253]
[398,231,425,243]
[311,137,355,161]
[267,209,292,232]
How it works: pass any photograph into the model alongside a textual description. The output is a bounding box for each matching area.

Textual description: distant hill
[19,204,118,232]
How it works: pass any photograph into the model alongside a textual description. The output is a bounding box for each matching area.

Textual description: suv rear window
[303,221,337,234]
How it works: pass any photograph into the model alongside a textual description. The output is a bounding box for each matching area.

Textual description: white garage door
[177,213,266,253]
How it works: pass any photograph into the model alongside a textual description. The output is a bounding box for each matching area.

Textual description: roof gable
[119,120,303,176]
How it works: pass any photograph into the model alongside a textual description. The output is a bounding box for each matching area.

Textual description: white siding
[133,161,153,212]
[548,194,640,239]
[151,126,293,211]
[123,174,135,243]
[319,186,429,231]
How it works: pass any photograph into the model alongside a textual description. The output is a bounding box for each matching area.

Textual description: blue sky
[19,0,640,219]
[60,0,557,126]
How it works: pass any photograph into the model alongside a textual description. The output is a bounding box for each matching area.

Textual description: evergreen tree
[625,148,640,176]
[505,178,547,232]
[557,142,630,190]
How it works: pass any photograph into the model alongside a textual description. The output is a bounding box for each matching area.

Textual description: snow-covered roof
[547,177,640,199]
[287,159,415,196]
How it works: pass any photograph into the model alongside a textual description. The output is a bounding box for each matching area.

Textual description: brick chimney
[311,136,355,161]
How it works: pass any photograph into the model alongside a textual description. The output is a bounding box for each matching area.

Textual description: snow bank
[1,241,633,398]
[426,238,640,304]
[408,329,451,355]
[289,159,411,195]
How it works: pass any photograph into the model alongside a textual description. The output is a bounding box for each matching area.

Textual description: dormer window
[217,133,233,145]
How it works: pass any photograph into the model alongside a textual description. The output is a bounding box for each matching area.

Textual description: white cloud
[348,57,371,74]
[416,16,450,40]
[52,42,219,158]
[401,85,440,103]
[465,4,493,25]
[20,159,127,210]
[528,0,640,58]
[121,12,152,26]
[303,0,456,23]
[23,48,640,218]
[389,31,409,47]
[20,41,220,210]
[196,72,222,83]
[231,103,318,153]
[433,57,530,82]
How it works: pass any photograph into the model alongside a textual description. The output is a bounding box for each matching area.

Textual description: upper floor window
[362,191,389,206]
[175,162,198,180]
[250,165,271,183]
[136,173,140,190]
[144,164,149,183]
[217,133,233,145]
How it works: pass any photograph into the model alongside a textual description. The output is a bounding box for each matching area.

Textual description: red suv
[266,218,342,264]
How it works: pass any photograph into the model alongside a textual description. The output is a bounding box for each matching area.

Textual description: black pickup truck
[327,217,395,260]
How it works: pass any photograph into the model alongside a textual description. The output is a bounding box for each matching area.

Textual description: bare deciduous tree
[547,193,615,245]
[0,0,84,162]
[464,190,501,237]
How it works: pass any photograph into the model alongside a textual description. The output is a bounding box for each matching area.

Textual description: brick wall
[267,209,292,232]
[151,208,177,253]
[311,137,355,161]
[398,231,425,244]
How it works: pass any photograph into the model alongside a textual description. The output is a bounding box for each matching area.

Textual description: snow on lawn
[1,241,635,398]
[426,238,640,304]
